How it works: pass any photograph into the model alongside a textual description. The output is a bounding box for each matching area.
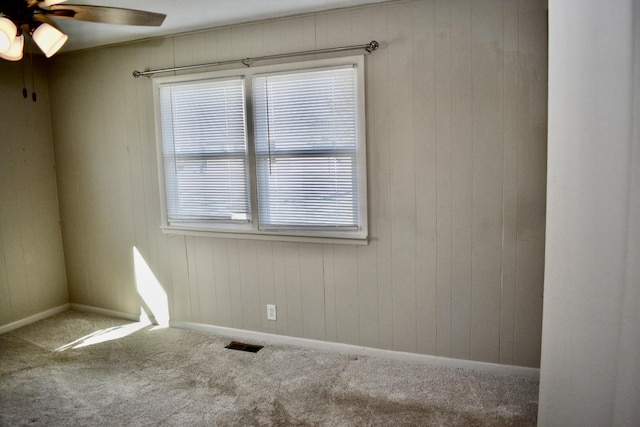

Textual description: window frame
[152,55,368,245]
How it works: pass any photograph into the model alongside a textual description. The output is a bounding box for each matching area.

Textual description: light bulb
[32,23,68,58]
[0,34,24,61]
[0,17,17,53]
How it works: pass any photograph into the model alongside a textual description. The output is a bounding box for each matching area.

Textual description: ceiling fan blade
[48,4,166,26]
[40,0,68,6]
[32,11,64,29]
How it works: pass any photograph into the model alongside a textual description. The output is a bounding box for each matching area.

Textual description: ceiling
[49,0,390,52]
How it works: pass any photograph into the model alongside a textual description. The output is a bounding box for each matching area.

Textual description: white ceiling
[50,0,390,52]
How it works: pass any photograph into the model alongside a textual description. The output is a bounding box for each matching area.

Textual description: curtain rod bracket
[365,40,379,53]
[132,40,380,78]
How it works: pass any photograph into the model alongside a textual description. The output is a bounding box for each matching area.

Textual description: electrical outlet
[267,304,277,321]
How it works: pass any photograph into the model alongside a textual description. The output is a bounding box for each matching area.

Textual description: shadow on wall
[133,246,169,327]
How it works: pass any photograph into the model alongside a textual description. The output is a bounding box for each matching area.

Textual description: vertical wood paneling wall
[0,60,69,326]
[49,0,547,367]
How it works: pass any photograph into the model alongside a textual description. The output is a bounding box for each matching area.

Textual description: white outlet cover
[267,304,277,320]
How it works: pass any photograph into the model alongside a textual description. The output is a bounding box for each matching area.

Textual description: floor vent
[225,341,263,353]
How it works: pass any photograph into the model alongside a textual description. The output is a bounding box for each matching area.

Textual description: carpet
[0,310,538,426]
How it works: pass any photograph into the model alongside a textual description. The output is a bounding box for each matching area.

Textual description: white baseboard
[64,304,539,379]
[171,320,540,379]
[70,303,152,323]
[0,303,71,335]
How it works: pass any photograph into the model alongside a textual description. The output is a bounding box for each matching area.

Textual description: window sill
[160,225,369,246]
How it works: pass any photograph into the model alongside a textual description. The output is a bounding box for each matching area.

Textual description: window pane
[171,158,249,221]
[159,78,250,223]
[256,155,358,227]
[253,67,360,229]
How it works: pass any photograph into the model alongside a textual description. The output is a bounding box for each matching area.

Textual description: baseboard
[171,320,540,380]
[70,303,151,323]
[64,303,539,379]
[0,303,71,335]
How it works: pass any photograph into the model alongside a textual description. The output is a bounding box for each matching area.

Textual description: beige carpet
[0,310,538,426]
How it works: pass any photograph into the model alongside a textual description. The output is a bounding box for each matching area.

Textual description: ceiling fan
[0,0,166,61]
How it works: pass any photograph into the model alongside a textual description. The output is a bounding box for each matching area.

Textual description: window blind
[159,78,250,223]
[252,67,360,229]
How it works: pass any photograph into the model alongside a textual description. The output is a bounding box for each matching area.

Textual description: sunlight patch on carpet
[55,322,148,351]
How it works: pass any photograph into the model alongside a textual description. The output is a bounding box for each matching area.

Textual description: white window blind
[159,77,250,224]
[252,66,360,229]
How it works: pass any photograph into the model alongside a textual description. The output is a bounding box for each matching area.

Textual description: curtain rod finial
[365,41,379,53]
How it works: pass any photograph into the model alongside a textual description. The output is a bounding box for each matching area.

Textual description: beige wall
[0,59,68,326]
[49,0,547,367]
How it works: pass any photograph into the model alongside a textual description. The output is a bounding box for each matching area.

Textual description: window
[154,56,367,243]
[159,78,250,224]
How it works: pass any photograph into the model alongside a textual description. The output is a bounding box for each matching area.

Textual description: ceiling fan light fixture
[0,34,24,61]
[32,23,68,58]
[0,17,18,53]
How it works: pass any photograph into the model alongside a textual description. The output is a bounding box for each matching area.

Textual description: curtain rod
[132,40,379,78]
